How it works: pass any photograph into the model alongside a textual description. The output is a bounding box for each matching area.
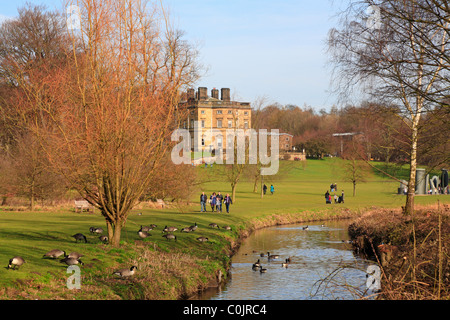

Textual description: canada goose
[139,225,153,232]
[189,222,198,231]
[43,249,66,259]
[7,256,25,270]
[150,224,157,228]
[93,227,103,234]
[252,264,260,271]
[72,233,87,243]
[253,259,261,267]
[302,225,309,231]
[259,265,267,273]
[163,226,178,233]
[162,234,177,241]
[60,257,83,266]
[113,266,137,278]
[137,212,142,216]
[89,227,96,234]
[99,235,109,243]
[209,223,219,229]
[222,225,232,231]
[67,252,83,260]
[196,236,209,242]
[181,226,193,233]
[267,252,279,260]
[282,259,289,268]
[138,230,151,239]
[260,253,265,257]
[286,257,292,263]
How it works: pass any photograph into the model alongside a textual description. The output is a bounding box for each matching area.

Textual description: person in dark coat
[200,192,207,212]
[224,194,233,213]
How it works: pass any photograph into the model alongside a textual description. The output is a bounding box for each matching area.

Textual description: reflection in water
[200,220,373,300]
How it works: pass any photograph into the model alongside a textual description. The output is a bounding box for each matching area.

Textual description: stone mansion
[179,87,252,153]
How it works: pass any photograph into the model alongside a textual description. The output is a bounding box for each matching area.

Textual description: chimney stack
[211,88,219,99]
[198,87,208,101]
[187,88,195,101]
[221,88,230,102]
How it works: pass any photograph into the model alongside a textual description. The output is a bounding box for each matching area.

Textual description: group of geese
[7,249,85,271]
[251,252,292,273]
[249,224,329,274]
[7,220,232,278]
[136,221,232,243]
[6,226,137,278]
[71,227,106,244]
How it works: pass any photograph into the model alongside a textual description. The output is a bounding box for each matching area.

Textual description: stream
[198,220,376,300]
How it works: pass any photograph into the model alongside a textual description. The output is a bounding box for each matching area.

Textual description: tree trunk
[105,217,123,247]
[30,181,35,211]
[260,176,264,199]
[404,121,419,216]
[253,177,258,193]
[112,225,122,247]
[353,181,356,197]
[106,219,114,243]
[232,183,237,203]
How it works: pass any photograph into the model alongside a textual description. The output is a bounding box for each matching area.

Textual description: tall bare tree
[0,3,71,208]
[9,0,200,246]
[328,0,450,215]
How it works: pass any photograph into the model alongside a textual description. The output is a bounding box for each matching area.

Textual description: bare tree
[340,140,371,197]
[9,0,200,246]
[328,0,450,215]
[0,3,71,208]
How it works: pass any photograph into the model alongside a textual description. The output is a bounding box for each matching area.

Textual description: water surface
[200,220,373,300]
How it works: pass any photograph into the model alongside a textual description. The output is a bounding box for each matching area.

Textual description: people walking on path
[270,185,274,195]
[200,192,207,212]
[224,194,233,213]
[263,184,267,195]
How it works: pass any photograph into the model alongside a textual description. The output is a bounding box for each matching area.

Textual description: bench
[74,200,94,213]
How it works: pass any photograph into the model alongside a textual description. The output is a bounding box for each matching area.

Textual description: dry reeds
[349,204,450,300]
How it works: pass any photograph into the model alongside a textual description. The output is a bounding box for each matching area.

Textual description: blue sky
[0,0,341,110]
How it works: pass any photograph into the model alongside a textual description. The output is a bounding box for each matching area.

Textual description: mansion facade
[179,87,252,153]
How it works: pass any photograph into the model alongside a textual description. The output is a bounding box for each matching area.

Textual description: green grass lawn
[0,158,448,299]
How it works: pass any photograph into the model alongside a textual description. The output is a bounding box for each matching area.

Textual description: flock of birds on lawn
[6,219,353,278]
[6,217,233,279]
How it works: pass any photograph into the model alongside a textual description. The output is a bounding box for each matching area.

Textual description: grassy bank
[0,159,448,299]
